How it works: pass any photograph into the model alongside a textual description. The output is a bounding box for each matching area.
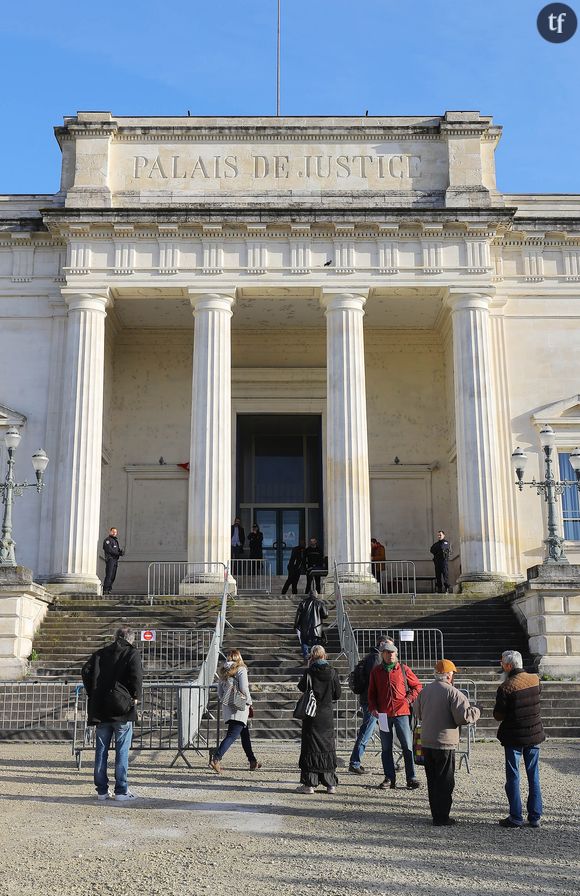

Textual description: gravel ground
[0,739,577,896]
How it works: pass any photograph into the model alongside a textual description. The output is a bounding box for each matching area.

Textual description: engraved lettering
[190,157,209,178]
[171,155,186,178]
[213,156,221,178]
[253,155,269,178]
[148,156,167,179]
[388,155,404,178]
[224,155,238,177]
[133,156,149,178]
[358,155,374,177]
[274,155,289,178]
[314,156,331,177]
[378,155,386,178]
[336,155,351,177]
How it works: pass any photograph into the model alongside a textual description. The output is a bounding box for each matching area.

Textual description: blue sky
[1,0,579,194]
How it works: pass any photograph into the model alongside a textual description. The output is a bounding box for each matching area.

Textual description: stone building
[1,110,579,596]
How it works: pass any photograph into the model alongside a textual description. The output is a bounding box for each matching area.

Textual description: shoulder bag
[293,673,317,719]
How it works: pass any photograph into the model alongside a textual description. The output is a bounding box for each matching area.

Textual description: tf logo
[537,3,577,42]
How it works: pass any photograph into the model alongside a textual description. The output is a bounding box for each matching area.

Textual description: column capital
[60,289,110,314]
[188,290,236,315]
[445,288,495,313]
[320,290,369,314]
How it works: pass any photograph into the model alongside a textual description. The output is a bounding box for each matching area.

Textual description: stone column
[49,291,108,593]
[447,290,509,589]
[187,292,235,577]
[321,291,373,582]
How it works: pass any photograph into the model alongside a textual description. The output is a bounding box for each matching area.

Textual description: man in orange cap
[415,659,480,826]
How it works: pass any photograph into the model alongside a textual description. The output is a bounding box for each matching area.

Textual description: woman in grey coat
[209,649,261,774]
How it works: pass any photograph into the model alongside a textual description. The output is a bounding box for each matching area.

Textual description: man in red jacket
[368,640,422,789]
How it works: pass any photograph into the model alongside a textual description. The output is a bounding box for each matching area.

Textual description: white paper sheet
[378,712,390,732]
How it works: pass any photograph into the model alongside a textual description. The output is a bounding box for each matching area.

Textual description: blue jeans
[379,714,417,784]
[504,745,543,825]
[94,722,133,796]
[215,720,256,763]
[349,704,377,768]
[301,642,311,659]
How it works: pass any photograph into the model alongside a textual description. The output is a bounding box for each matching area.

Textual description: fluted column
[447,290,509,585]
[49,291,108,592]
[321,291,372,574]
[188,291,235,569]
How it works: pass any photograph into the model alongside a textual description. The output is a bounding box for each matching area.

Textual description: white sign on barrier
[399,630,414,642]
[141,630,156,642]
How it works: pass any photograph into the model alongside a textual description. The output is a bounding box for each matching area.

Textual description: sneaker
[378,778,396,790]
[97,790,113,801]
[208,748,215,767]
[295,785,315,794]
[209,757,222,775]
[326,786,336,794]
[498,817,523,828]
[528,819,541,829]
[348,764,367,775]
[249,760,262,771]
[114,791,137,801]
[433,818,458,827]
[407,779,421,790]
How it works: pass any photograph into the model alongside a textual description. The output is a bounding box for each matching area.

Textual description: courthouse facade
[1,110,579,594]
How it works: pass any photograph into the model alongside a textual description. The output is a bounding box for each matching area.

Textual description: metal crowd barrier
[229,558,272,594]
[137,629,213,674]
[0,681,78,740]
[73,682,222,769]
[354,628,444,672]
[336,561,417,601]
[147,561,227,603]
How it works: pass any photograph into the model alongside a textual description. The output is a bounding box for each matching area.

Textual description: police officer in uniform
[102,527,124,595]
[430,530,450,594]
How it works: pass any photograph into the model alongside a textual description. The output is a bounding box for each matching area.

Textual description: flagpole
[276,0,281,116]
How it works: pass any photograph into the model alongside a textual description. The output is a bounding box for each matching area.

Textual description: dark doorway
[236,415,323,575]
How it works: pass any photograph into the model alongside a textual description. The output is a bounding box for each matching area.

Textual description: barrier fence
[147,562,228,603]
[354,628,444,672]
[73,682,222,768]
[0,681,78,739]
[229,559,271,594]
[137,629,213,674]
[336,561,417,601]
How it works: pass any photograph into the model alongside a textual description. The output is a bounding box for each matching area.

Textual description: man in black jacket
[348,639,388,774]
[281,541,305,595]
[430,530,450,593]
[81,626,143,801]
[304,537,324,594]
[294,590,328,661]
[102,527,124,594]
[493,649,545,828]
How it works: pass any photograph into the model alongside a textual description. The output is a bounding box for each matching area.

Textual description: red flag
[178,462,190,471]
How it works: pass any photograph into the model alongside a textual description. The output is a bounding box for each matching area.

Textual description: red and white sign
[141,630,156,642]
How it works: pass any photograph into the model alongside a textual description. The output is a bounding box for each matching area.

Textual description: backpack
[348,658,369,695]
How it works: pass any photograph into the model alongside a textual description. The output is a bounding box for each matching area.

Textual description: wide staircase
[2,588,579,743]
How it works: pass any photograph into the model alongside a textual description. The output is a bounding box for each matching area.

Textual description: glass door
[255,508,305,575]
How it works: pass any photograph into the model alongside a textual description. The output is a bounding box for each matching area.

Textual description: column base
[325,574,380,597]
[0,570,53,681]
[457,574,516,597]
[43,574,102,596]
[179,574,237,597]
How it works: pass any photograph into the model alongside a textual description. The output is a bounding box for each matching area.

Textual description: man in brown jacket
[415,659,480,826]
[493,649,544,828]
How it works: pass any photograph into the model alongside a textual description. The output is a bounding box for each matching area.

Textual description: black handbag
[293,673,317,720]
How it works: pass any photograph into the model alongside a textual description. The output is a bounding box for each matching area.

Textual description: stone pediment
[532,395,580,425]
[0,405,27,428]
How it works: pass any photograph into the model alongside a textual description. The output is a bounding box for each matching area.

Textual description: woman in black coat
[296,644,341,794]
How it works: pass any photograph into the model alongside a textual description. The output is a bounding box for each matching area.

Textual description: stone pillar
[447,290,510,590]
[0,566,52,680]
[48,291,108,593]
[187,292,235,577]
[321,291,373,582]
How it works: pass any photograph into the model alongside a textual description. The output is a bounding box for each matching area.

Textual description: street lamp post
[0,427,49,567]
[511,425,580,564]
